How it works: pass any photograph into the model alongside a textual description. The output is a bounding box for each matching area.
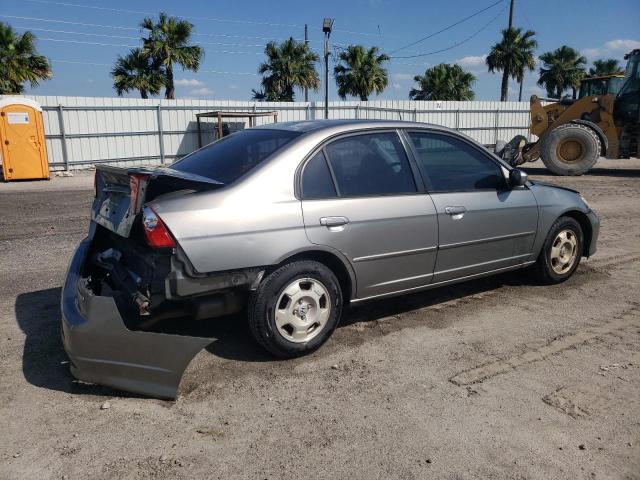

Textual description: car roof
[253,119,450,134]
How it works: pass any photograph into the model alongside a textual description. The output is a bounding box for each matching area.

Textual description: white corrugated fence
[16,96,532,170]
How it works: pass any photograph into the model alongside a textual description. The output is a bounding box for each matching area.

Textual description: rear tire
[533,216,583,284]
[540,123,600,176]
[248,260,342,358]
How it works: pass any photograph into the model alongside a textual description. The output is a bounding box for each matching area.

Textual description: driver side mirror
[509,168,528,187]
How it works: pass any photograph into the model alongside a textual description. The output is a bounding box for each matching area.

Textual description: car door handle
[444,206,467,215]
[320,216,349,227]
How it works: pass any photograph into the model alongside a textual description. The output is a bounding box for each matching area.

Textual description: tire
[533,216,584,284]
[540,123,600,176]
[248,260,343,358]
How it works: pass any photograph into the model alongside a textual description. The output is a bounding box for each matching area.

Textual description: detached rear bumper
[61,239,212,399]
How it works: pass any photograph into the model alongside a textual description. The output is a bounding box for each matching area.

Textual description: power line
[13,26,267,47]
[50,59,260,75]
[390,6,506,59]
[390,0,504,54]
[38,37,265,54]
[23,0,304,29]
[0,15,305,42]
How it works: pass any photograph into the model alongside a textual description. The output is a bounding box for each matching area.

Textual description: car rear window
[169,129,301,184]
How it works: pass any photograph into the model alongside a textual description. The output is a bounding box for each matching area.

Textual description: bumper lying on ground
[60,239,213,399]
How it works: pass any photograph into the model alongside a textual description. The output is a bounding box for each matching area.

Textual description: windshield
[170,129,301,184]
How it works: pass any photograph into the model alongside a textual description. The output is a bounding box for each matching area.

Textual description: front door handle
[320,216,349,227]
[444,206,467,215]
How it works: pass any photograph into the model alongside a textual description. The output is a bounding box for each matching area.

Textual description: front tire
[540,124,600,176]
[533,216,584,284]
[248,260,342,358]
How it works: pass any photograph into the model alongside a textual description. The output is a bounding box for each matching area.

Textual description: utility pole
[322,18,334,120]
[304,24,309,103]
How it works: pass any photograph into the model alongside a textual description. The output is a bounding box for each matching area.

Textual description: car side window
[324,132,417,197]
[301,150,337,199]
[408,131,507,192]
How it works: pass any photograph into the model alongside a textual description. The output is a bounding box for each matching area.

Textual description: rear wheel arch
[272,249,355,303]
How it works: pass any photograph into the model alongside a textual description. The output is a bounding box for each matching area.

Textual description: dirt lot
[1,159,639,480]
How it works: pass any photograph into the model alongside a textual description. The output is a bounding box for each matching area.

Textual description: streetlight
[322,18,334,120]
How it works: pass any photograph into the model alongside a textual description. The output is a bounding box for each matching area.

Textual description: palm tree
[538,46,587,99]
[257,38,319,101]
[141,12,203,99]
[589,59,623,77]
[111,48,164,99]
[334,45,389,101]
[0,22,52,94]
[486,28,537,102]
[409,63,476,101]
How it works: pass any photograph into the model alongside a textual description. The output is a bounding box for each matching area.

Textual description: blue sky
[2,0,639,101]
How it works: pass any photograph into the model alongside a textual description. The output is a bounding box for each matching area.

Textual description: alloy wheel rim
[550,229,578,274]
[274,278,331,343]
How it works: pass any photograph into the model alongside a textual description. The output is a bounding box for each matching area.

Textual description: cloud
[455,54,487,74]
[392,73,414,81]
[175,78,205,87]
[455,54,487,68]
[228,84,239,90]
[392,83,403,90]
[188,87,213,97]
[582,39,640,59]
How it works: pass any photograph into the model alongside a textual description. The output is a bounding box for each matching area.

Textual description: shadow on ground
[14,269,535,395]
[14,287,140,398]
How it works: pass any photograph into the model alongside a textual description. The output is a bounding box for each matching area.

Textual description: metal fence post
[413,108,418,122]
[494,109,500,145]
[455,109,460,131]
[57,105,69,171]
[355,104,360,119]
[156,104,165,164]
[306,103,311,120]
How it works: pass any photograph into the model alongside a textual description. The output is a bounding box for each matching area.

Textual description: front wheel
[248,260,343,358]
[533,216,584,284]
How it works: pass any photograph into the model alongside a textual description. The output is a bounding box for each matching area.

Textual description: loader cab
[578,75,625,99]
[614,49,640,124]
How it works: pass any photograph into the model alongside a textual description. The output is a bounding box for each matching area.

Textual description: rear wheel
[533,216,583,284]
[540,124,600,176]
[248,260,342,358]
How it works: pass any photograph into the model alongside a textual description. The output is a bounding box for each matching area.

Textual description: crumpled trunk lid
[92,165,223,238]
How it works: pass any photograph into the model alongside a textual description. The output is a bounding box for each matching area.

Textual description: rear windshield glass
[169,129,301,184]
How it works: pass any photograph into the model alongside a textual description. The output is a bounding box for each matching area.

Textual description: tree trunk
[360,94,368,101]
[518,79,523,101]
[500,69,509,101]
[140,89,148,99]
[571,86,577,99]
[165,65,175,100]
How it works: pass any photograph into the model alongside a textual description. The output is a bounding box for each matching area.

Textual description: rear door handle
[320,216,349,227]
[444,206,467,215]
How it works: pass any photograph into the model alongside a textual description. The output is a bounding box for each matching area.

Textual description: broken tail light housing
[129,173,150,214]
[142,206,176,248]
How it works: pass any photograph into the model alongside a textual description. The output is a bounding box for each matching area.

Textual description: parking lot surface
[1,159,639,479]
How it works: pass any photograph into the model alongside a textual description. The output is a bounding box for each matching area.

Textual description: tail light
[129,173,150,214]
[142,206,176,248]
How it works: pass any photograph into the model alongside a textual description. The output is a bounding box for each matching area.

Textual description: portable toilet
[0,97,50,181]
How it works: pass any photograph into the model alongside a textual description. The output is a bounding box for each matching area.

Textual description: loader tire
[540,123,600,176]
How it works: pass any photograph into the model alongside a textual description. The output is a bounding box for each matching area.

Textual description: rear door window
[324,132,417,197]
[407,131,506,192]
[301,151,337,199]
[170,129,301,184]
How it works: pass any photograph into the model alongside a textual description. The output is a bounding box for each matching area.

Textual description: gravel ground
[1,159,639,480]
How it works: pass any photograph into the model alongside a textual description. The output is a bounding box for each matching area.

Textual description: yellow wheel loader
[498,49,640,175]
